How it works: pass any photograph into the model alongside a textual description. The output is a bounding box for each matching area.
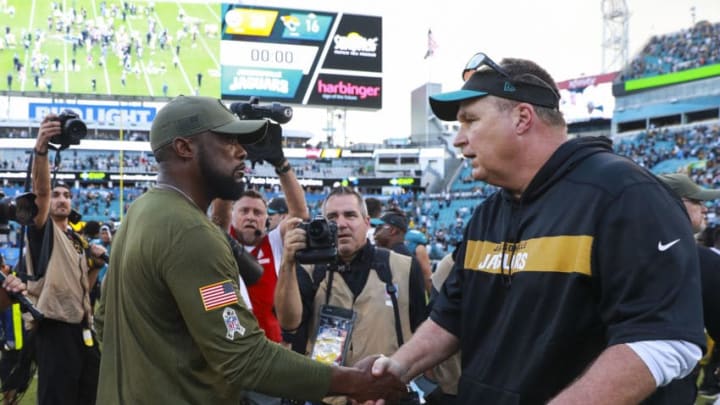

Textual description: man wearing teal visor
[368,54,705,404]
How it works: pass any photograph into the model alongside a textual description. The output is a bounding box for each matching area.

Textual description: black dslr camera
[229,97,293,124]
[50,109,87,148]
[295,216,338,264]
[0,193,38,233]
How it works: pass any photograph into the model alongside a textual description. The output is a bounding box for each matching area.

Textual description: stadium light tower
[601,0,629,73]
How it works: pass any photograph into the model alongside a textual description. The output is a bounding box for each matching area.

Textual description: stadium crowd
[0,119,719,262]
[621,20,720,80]
[0,10,717,405]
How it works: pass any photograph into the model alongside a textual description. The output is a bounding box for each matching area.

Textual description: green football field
[0,0,221,99]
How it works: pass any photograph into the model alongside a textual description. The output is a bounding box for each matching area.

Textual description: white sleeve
[626,340,702,387]
[367,228,376,244]
[237,276,252,309]
[268,227,284,276]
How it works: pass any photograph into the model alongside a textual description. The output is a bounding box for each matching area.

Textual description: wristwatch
[275,160,292,175]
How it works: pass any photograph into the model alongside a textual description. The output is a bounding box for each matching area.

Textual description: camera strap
[14,153,34,280]
[32,222,53,281]
[324,267,334,306]
[311,247,403,346]
[371,248,405,347]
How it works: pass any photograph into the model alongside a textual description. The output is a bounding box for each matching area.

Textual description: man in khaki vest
[27,114,108,405]
[275,186,428,404]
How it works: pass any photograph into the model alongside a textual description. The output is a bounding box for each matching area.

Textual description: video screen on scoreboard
[557,72,617,124]
[0,1,221,99]
[220,4,382,109]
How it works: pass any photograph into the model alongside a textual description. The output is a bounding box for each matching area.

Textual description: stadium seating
[0,12,719,265]
[621,21,720,80]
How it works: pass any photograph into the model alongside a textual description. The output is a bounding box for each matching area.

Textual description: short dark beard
[197,137,245,200]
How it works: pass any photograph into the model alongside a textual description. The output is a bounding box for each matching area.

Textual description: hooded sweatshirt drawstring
[500,199,523,287]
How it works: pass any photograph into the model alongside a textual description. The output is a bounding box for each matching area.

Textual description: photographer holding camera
[25,113,106,405]
[275,186,428,405]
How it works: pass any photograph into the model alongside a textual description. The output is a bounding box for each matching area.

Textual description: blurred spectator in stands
[405,228,432,293]
[622,21,720,80]
[371,208,433,296]
[93,224,112,285]
[374,209,412,256]
[82,221,100,241]
[266,197,288,231]
[365,196,383,244]
[429,239,446,261]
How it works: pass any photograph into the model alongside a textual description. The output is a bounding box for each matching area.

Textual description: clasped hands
[344,354,413,405]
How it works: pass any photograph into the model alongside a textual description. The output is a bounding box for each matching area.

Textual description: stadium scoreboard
[221,4,382,109]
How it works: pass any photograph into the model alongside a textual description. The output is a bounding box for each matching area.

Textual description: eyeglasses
[462,52,510,81]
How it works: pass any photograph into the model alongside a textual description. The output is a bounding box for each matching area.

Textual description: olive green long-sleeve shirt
[96,189,330,404]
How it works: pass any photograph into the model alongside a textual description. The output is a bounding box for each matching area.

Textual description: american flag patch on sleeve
[199,280,238,311]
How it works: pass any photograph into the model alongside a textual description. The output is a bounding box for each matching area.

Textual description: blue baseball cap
[370,218,384,226]
[267,197,288,215]
[378,212,408,233]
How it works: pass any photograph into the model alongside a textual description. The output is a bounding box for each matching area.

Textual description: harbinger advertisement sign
[220,4,382,109]
[307,74,382,109]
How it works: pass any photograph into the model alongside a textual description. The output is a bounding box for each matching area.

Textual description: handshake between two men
[337,354,416,405]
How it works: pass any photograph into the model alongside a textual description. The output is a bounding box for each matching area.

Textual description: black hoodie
[431,136,705,404]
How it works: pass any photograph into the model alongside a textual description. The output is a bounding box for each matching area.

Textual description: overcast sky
[234,0,720,145]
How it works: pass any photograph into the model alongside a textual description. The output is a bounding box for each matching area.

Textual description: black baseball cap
[378,212,408,233]
[267,197,288,215]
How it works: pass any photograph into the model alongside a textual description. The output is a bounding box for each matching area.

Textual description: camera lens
[64,119,88,140]
[308,220,327,238]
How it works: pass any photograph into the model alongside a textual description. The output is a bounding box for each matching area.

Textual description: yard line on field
[86,0,100,93]
[152,10,193,94]
[88,0,111,94]
[204,3,220,22]
[178,2,219,68]
[196,35,219,69]
[139,61,155,97]
[63,0,69,92]
[103,57,112,95]
[21,0,38,92]
[123,8,155,96]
